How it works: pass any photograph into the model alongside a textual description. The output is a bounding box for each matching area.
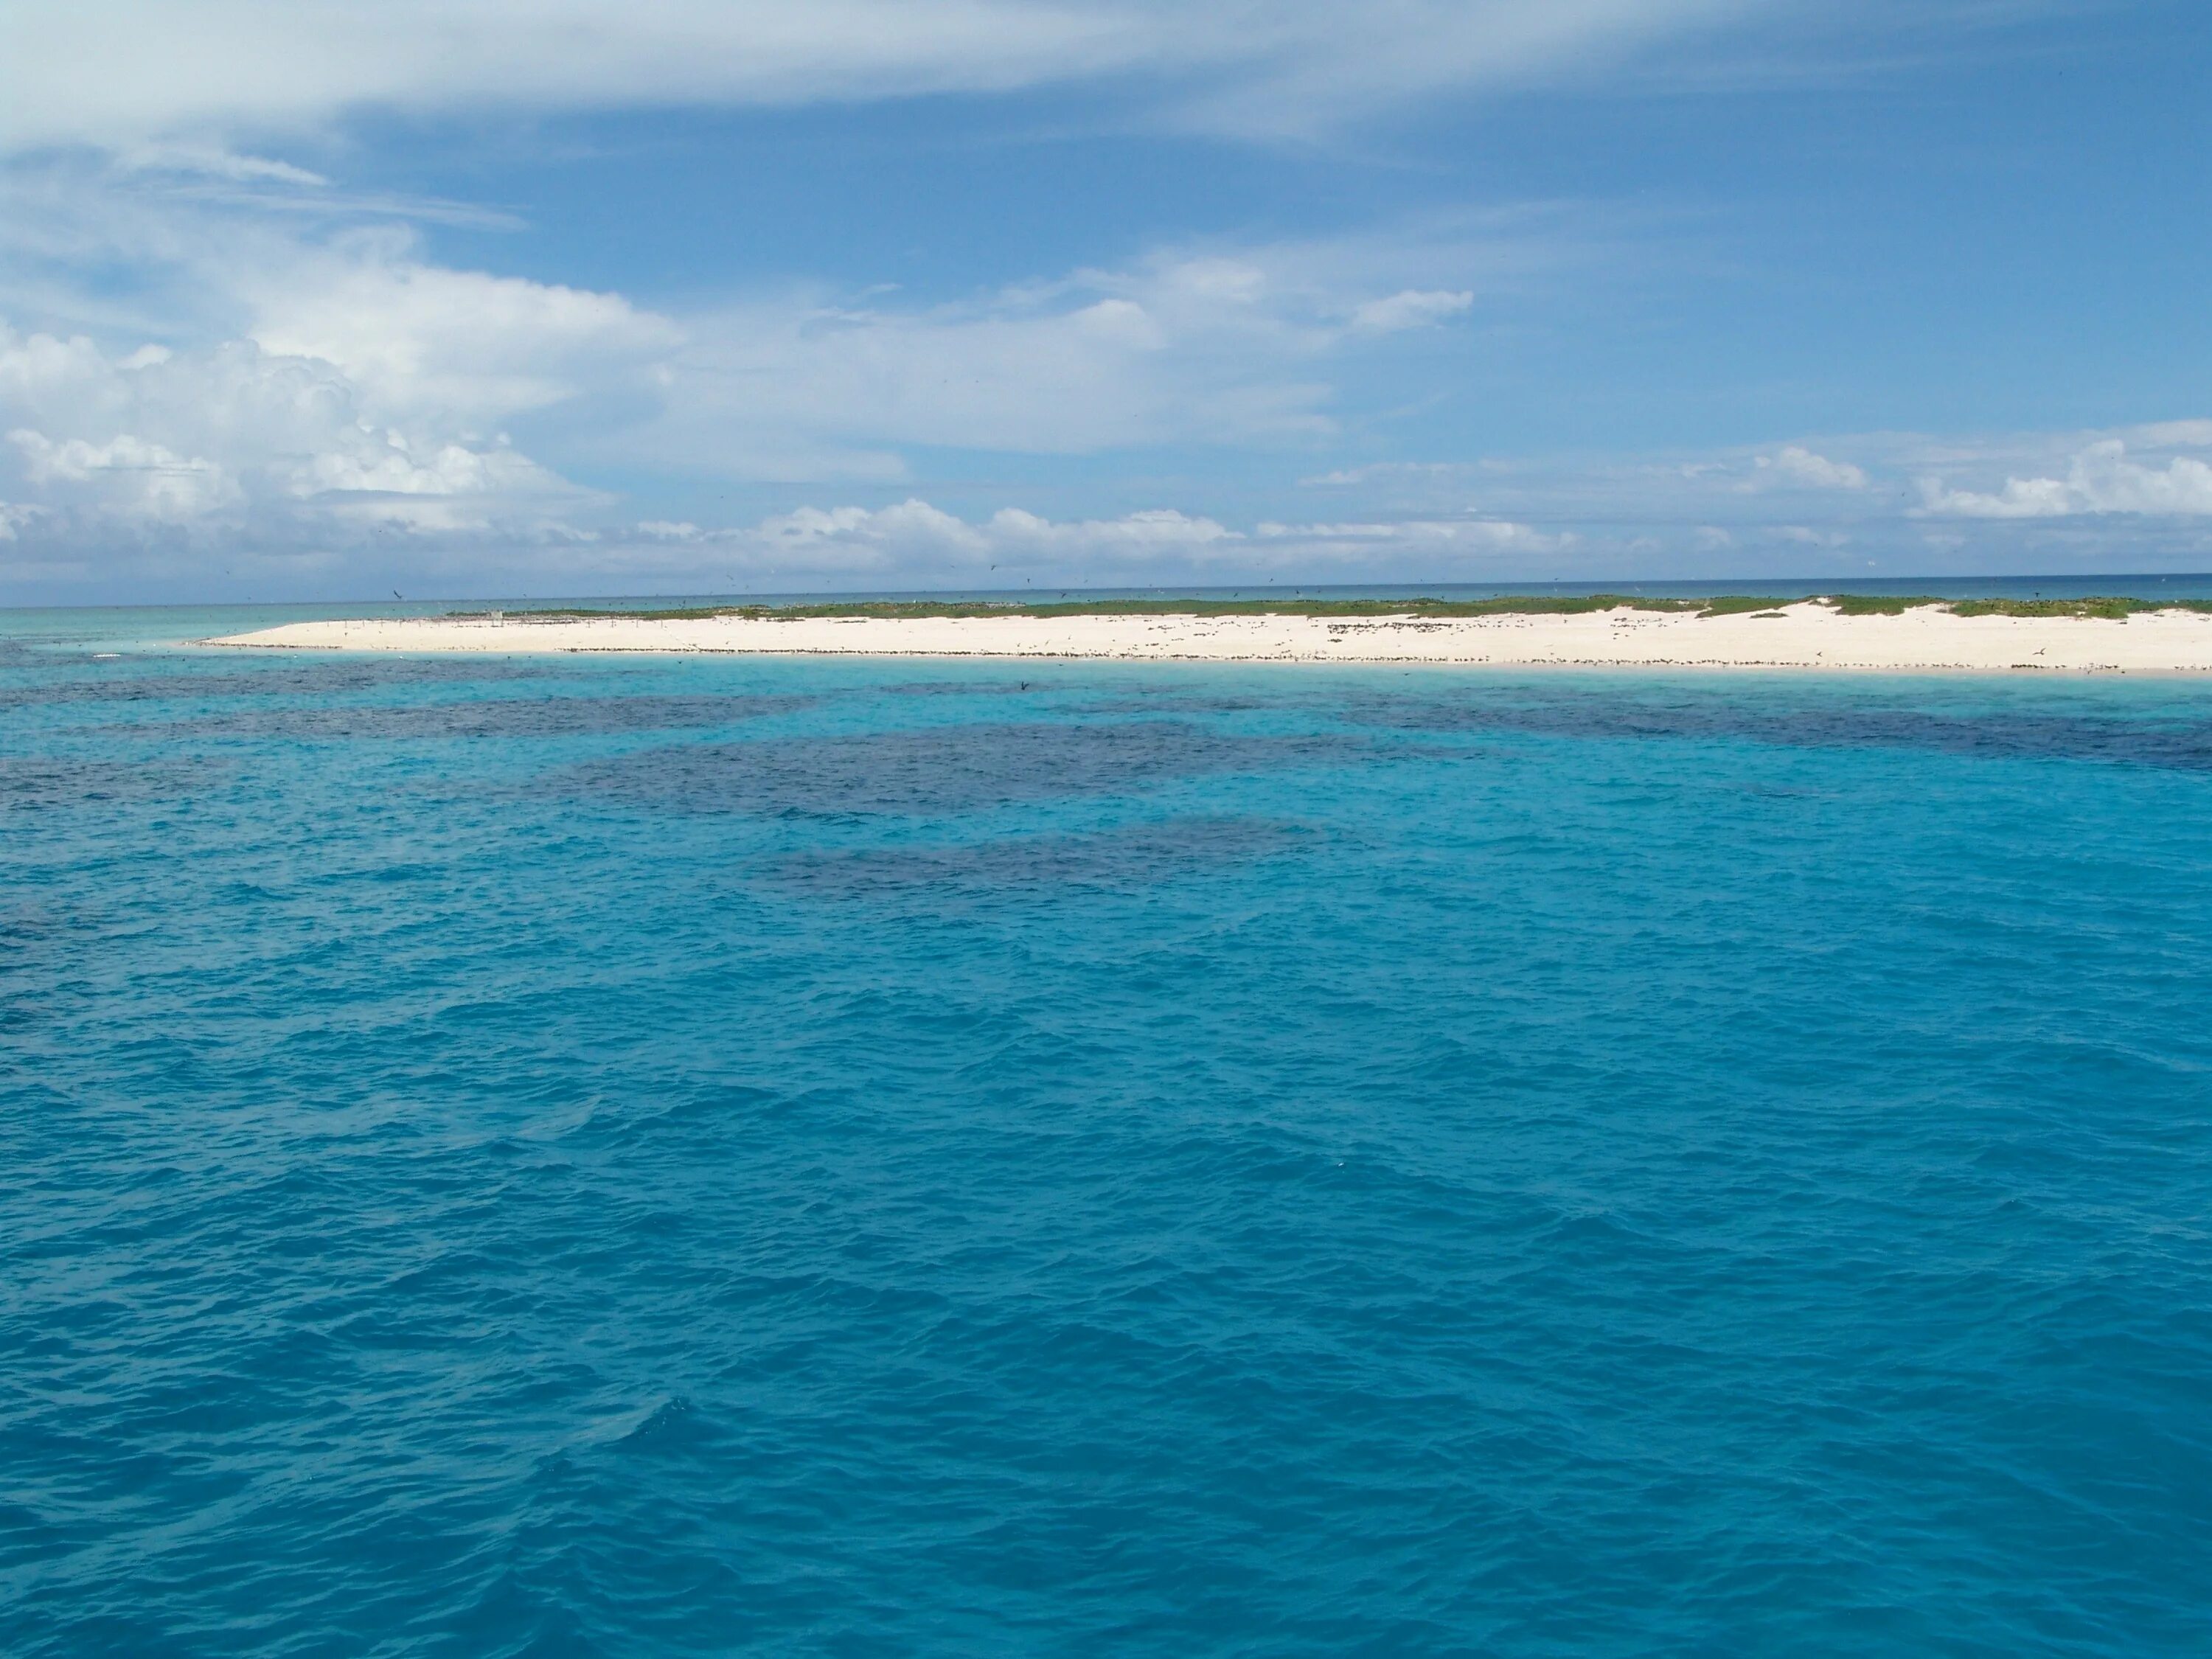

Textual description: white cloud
[243,240,679,427]
[639,255,1338,470]
[986,505,1242,556]
[1351,289,1475,333]
[1754,445,1866,490]
[1254,517,1568,555]
[117,146,330,187]
[1299,461,1489,487]
[573,501,1571,585]
[0,172,1587,557]
[0,138,1621,497]
[7,123,2203,595]
[0,319,599,538]
[1916,475,2071,519]
[10,430,239,521]
[593,223,1563,474]
[620,499,1242,574]
[1918,437,2212,518]
[1287,426,2212,543]
[2129,419,2212,448]
[751,500,988,568]
[2,1,1809,155]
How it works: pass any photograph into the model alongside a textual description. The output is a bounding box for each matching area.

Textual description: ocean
[4,604,2210,1656]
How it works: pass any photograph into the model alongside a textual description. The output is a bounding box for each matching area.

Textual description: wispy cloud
[1254,517,1567,554]
[1350,290,1475,333]
[116,145,330,187]
[3,1,1903,155]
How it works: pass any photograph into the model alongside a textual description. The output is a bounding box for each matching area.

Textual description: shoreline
[204,600,2212,675]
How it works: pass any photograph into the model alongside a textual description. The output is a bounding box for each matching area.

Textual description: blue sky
[1,0,2207,599]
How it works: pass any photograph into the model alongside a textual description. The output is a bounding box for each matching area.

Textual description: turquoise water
[4,612,2211,1655]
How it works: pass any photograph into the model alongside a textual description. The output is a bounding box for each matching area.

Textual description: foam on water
[3,620,2209,1656]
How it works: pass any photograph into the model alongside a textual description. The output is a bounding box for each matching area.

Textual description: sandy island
[207,601,2212,674]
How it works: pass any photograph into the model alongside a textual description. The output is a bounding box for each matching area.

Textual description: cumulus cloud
[1918,437,2212,518]
[987,505,1243,557]
[1753,445,1867,490]
[1917,475,2069,519]
[0,319,600,542]
[243,243,678,427]
[10,430,239,521]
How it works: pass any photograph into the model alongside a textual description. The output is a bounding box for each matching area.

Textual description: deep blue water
[4,611,2211,1656]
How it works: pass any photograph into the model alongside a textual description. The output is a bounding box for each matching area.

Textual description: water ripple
[3,650,2209,1656]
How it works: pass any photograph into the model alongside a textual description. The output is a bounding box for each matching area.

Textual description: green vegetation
[1826,594,1946,616]
[1946,596,2212,619]
[523,594,1711,622]
[1826,594,2212,619]
[460,593,2212,624]
[1693,595,1800,617]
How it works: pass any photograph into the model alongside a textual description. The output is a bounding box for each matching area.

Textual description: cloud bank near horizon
[6,320,2208,595]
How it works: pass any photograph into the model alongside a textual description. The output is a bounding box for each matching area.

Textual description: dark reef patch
[765,816,1307,898]
[131,694,813,742]
[0,655,560,712]
[1349,689,2212,773]
[563,720,1371,816]
[1072,692,1281,717]
[877,681,1042,699]
[0,755,220,811]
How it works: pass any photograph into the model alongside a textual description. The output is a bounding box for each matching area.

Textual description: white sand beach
[208,602,2212,674]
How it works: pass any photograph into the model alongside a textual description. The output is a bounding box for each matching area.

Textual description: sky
[1,0,2207,601]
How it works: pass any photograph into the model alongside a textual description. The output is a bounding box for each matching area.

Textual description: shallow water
[4,620,2209,1657]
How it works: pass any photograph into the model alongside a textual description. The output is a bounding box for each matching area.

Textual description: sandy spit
[204,603,2212,675]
